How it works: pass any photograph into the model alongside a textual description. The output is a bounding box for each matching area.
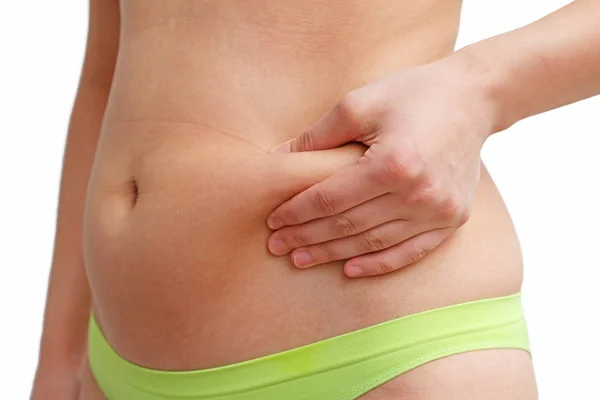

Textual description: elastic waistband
[89,293,530,399]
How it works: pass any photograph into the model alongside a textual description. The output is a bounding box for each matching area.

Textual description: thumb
[270,92,374,153]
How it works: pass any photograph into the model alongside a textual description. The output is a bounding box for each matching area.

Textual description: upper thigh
[358,349,538,400]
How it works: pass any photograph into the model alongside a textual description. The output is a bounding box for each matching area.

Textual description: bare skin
[30,0,554,399]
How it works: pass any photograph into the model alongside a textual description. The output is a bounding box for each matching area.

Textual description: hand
[30,361,82,400]
[266,55,497,277]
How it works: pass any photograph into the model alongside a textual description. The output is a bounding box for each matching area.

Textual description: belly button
[129,179,139,208]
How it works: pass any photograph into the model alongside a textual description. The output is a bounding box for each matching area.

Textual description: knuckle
[382,154,409,182]
[410,179,440,207]
[457,205,472,226]
[437,195,470,226]
[407,246,428,264]
[337,90,364,126]
[375,258,395,274]
[297,130,316,152]
[313,186,337,215]
[288,230,308,247]
[316,242,336,262]
[279,207,300,225]
[437,196,461,222]
[377,152,423,186]
[361,230,386,252]
[331,214,358,236]
[404,175,441,210]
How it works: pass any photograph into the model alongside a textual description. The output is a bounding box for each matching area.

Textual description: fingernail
[267,216,285,230]
[269,140,292,154]
[346,264,363,278]
[293,251,313,268]
[268,238,288,255]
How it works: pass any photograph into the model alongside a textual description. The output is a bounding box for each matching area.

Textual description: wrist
[444,44,513,135]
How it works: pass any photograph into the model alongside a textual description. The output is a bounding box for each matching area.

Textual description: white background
[1,1,598,399]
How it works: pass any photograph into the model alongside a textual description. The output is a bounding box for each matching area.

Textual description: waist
[84,120,523,370]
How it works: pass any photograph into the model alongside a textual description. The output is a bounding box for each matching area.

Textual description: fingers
[267,192,413,254]
[267,136,431,229]
[344,227,454,277]
[272,142,367,196]
[283,219,426,269]
[267,159,388,229]
[270,90,377,153]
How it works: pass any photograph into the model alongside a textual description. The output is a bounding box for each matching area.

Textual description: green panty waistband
[89,292,530,400]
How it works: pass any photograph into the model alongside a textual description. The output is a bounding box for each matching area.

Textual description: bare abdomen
[83,117,524,373]
[81,0,525,388]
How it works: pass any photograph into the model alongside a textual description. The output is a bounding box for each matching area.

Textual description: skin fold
[32,0,600,399]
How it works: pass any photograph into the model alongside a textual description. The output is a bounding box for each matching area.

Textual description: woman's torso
[82,0,525,389]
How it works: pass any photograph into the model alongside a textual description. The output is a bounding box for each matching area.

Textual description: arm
[459,0,600,132]
[30,1,119,398]
[266,0,600,277]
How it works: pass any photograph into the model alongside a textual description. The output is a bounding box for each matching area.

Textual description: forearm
[32,2,119,397]
[35,83,109,371]
[457,0,600,132]
[31,83,110,400]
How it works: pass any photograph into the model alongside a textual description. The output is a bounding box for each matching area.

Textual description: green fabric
[89,293,530,400]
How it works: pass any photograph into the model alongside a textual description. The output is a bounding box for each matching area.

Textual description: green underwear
[88,293,530,400]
